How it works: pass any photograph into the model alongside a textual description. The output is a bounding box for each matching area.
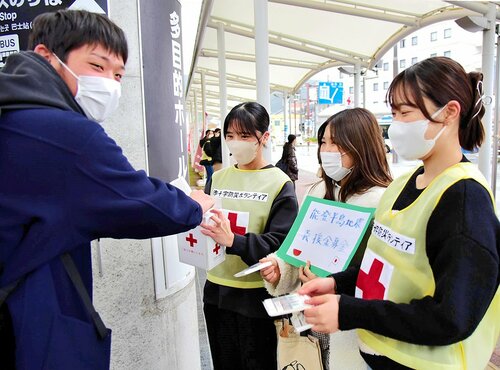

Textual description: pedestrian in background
[210,128,223,171]
[280,134,299,186]
[200,129,214,183]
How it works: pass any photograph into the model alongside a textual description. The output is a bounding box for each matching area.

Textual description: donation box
[177,213,225,270]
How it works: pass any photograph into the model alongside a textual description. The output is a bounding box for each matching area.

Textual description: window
[444,51,451,58]
[383,62,389,71]
[400,39,406,48]
[373,83,379,92]
[444,28,451,39]
[383,81,389,90]
[400,59,406,69]
[349,87,354,94]
[430,31,437,41]
[411,36,418,46]
[411,57,418,65]
[430,53,437,57]
[274,120,281,126]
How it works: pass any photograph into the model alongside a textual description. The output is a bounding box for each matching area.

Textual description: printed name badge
[276,196,375,277]
[372,221,415,254]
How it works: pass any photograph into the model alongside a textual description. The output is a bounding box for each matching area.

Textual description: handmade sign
[276,195,375,277]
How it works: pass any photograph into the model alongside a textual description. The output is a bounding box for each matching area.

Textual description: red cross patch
[223,210,249,236]
[355,249,393,300]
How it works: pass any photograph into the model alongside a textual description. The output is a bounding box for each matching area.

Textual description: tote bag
[276,319,324,370]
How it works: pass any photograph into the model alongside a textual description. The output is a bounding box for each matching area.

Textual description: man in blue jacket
[0,9,214,370]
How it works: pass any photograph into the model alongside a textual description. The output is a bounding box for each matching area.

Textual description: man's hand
[260,257,281,285]
[190,190,214,214]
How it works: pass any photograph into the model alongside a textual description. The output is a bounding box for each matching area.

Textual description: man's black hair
[28,9,128,63]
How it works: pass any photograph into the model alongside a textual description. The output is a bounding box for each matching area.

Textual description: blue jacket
[0,52,203,369]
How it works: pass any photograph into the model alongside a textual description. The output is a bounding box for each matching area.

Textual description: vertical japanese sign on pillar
[170,9,187,181]
[140,0,193,298]
[0,0,107,68]
[140,0,186,183]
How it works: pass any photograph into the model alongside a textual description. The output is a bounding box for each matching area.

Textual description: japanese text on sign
[276,196,375,277]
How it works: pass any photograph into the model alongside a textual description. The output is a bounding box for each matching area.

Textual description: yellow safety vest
[207,165,291,288]
[357,162,500,370]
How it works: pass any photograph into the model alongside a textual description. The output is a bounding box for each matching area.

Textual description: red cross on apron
[356,258,387,300]
[228,212,247,235]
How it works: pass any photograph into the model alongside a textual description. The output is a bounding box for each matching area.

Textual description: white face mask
[53,53,121,123]
[226,140,259,165]
[320,151,352,182]
[388,106,446,160]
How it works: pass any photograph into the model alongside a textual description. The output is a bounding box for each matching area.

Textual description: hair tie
[471,80,490,120]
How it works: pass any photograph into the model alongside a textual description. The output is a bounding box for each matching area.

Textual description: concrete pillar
[478,2,496,186]
[92,1,201,369]
[217,22,230,167]
[254,0,273,162]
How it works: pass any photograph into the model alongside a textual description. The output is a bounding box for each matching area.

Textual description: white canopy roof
[186,0,499,117]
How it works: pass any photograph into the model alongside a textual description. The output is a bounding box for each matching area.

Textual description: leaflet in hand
[234,261,272,277]
[263,293,312,317]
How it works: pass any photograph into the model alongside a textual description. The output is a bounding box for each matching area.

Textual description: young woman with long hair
[261,107,393,369]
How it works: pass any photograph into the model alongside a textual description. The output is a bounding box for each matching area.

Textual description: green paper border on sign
[276,195,375,277]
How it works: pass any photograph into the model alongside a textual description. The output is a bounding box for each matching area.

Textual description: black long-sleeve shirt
[333,161,500,369]
[203,165,299,318]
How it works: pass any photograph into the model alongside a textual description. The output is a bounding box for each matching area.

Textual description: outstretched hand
[190,190,214,214]
[298,277,336,297]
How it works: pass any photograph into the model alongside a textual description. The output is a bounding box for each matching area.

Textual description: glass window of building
[444,28,451,39]
[400,59,406,69]
[400,39,406,48]
[430,53,437,57]
[373,83,379,91]
[430,31,437,41]
[349,86,354,94]
[444,51,451,57]
[383,81,389,90]
[412,36,418,46]
[411,57,418,65]
[383,62,389,71]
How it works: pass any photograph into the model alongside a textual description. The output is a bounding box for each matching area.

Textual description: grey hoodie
[0,51,84,115]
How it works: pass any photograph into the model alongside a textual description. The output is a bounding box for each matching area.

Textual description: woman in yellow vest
[200,102,299,370]
[261,108,393,370]
[298,56,500,370]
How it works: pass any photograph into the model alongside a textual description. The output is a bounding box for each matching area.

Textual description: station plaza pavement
[193,145,500,369]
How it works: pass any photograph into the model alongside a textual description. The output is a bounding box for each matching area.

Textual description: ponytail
[460,72,485,151]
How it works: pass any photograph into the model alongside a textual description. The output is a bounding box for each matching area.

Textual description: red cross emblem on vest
[356,250,393,300]
[227,212,247,235]
[213,243,221,255]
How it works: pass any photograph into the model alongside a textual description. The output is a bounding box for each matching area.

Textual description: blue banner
[318,82,343,105]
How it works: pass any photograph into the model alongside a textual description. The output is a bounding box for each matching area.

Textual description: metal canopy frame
[185,0,494,117]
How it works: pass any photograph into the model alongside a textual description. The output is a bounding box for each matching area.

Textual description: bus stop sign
[0,0,108,68]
